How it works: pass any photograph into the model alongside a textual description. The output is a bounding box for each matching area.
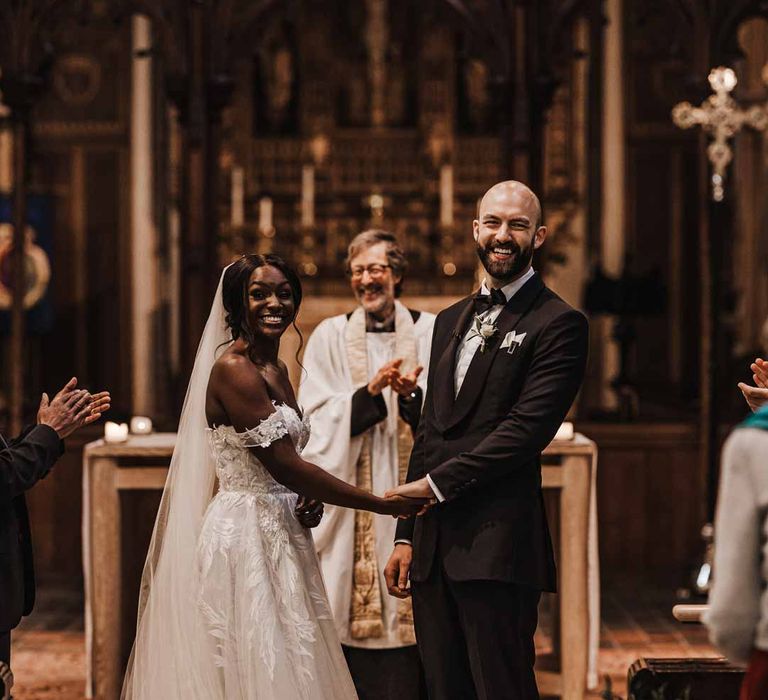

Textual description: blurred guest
[704,397,768,700]
[0,378,110,674]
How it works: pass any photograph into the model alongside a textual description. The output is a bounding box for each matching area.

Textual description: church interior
[1,0,768,698]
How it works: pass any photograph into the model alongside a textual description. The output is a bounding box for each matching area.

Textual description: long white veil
[121,268,230,699]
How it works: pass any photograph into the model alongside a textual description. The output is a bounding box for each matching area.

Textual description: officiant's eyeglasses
[348,264,391,280]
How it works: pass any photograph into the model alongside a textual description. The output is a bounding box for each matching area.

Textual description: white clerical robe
[299,307,435,648]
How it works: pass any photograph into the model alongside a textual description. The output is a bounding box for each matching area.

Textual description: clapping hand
[738,358,768,412]
[368,358,403,396]
[390,365,423,397]
[37,377,111,439]
[0,660,13,700]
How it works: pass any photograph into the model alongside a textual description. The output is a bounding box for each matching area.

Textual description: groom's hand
[385,480,435,517]
[384,544,413,598]
[385,478,434,501]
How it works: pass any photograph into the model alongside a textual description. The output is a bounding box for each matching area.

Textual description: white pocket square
[500,331,527,354]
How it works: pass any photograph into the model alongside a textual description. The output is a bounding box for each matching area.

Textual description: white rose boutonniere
[470,315,498,352]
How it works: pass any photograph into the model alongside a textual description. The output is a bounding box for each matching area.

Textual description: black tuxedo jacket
[395,273,588,592]
[0,424,63,631]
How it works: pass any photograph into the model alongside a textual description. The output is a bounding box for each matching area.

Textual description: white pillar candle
[258,196,273,233]
[439,163,454,227]
[130,416,153,435]
[554,421,575,441]
[104,422,129,443]
[231,166,244,227]
[301,164,315,228]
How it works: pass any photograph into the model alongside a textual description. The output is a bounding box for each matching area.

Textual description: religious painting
[456,49,497,134]
[253,19,300,135]
[0,194,55,334]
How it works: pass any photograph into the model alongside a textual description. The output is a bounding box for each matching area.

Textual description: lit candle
[439,164,454,227]
[231,166,244,227]
[130,416,153,435]
[301,164,315,228]
[104,421,129,443]
[258,196,273,234]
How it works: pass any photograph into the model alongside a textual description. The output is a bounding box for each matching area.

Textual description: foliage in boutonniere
[472,315,498,353]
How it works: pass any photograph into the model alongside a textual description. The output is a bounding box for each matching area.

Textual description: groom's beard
[476,238,534,282]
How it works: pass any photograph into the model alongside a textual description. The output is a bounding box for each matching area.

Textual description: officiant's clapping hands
[367,358,424,397]
[738,358,768,412]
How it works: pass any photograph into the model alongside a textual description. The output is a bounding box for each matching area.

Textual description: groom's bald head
[476,181,542,229]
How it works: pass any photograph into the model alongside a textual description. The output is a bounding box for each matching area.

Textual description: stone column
[130,15,156,415]
[599,0,626,410]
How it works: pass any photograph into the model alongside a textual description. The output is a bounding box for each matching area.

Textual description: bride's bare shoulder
[210,350,265,394]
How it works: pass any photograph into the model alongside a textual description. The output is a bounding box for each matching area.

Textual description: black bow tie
[473,287,507,314]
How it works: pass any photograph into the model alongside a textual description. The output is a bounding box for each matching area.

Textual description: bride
[121,254,427,699]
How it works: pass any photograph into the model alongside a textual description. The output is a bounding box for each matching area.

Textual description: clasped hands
[384,477,435,517]
[368,358,423,397]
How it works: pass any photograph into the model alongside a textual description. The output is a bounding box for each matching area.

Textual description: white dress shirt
[425,267,536,503]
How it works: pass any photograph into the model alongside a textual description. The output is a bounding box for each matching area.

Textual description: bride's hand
[295,496,324,528]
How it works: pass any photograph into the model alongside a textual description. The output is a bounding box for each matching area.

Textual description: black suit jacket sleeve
[0,424,64,502]
[350,386,425,438]
[397,387,423,434]
[428,310,588,501]
[350,386,388,437]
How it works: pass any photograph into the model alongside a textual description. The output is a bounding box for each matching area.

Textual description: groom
[384,180,589,699]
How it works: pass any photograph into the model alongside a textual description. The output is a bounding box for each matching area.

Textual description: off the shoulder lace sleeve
[238,412,290,449]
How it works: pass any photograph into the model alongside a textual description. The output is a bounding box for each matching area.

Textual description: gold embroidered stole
[347,301,417,644]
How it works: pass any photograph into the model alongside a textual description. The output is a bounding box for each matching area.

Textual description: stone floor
[8,583,719,699]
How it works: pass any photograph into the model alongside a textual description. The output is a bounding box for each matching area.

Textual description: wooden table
[82,434,176,700]
[82,433,597,700]
[538,435,598,700]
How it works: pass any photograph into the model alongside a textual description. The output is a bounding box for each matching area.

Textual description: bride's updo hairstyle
[222,254,303,353]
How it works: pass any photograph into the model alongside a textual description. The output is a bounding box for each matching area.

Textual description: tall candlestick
[301,164,315,228]
[439,163,454,227]
[258,196,273,234]
[231,166,244,227]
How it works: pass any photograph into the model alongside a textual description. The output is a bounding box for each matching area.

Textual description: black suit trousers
[412,559,540,700]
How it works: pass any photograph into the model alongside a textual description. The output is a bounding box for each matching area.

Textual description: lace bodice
[207,403,310,495]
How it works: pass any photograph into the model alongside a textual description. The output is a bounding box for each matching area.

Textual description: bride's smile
[247,266,296,338]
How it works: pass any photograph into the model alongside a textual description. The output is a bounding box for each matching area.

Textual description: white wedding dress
[121,267,357,700]
[196,404,358,699]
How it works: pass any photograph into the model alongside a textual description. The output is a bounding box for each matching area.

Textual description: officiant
[299,230,434,700]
